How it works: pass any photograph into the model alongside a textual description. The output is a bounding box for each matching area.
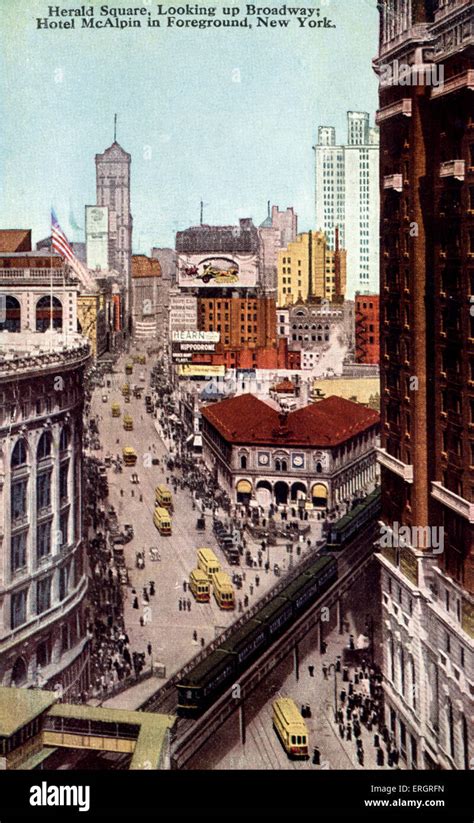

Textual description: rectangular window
[37,520,52,560]
[11,481,27,522]
[36,576,51,615]
[37,637,51,667]
[11,531,27,572]
[60,512,69,548]
[11,589,27,629]
[59,565,69,601]
[59,461,69,503]
[36,472,51,511]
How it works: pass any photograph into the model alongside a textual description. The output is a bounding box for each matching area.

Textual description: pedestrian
[120,489,124,497]
[321,640,327,655]
[346,723,352,741]
[149,581,155,596]
[308,665,314,677]
[179,599,182,611]
[193,630,197,642]
[183,581,187,592]
[200,637,205,647]
[322,664,328,680]
[340,689,346,704]
[339,723,345,739]
[357,749,364,766]
[343,666,349,683]
[377,747,385,767]
[312,747,321,765]
[139,493,143,502]
[147,642,152,656]
[349,634,355,650]
[250,584,254,596]
[255,575,260,587]
[187,598,191,611]
[132,597,138,609]
[373,734,380,748]
[139,616,144,627]
[131,489,134,498]
[336,656,341,673]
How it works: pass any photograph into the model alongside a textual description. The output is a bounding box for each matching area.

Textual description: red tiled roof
[201,394,379,447]
[0,230,32,253]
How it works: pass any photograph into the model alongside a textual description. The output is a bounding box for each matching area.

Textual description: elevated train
[176,488,381,718]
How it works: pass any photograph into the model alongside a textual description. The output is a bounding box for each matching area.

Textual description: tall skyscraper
[314,112,380,297]
[95,134,133,324]
[374,0,473,770]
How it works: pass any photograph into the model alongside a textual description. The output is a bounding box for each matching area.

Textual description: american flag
[51,209,75,262]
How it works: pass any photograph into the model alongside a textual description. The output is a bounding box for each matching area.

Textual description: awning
[236,480,252,494]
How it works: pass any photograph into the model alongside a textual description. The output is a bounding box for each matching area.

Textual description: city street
[88,349,319,707]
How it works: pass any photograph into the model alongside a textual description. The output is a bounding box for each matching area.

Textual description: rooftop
[0,687,57,736]
[132,255,162,279]
[202,393,379,447]
[176,219,259,255]
[0,230,32,253]
[0,332,91,377]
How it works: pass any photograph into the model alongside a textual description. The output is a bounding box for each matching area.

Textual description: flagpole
[49,214,53,352]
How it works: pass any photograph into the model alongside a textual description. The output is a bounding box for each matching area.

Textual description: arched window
[0,295,21,332]
[240,454,247,470]
[37,431,52,460]
[11,439,27,468]
[36,295,63,331]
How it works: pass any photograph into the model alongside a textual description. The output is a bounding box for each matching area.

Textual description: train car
[254,596,294,643]
[304,555,338,595]
[177,649,236,717]
[278,556,336,616]
[221,619,268,669]
[326,487,381,549]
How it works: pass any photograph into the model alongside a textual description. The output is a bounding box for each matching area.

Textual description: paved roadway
[89,347,312,706]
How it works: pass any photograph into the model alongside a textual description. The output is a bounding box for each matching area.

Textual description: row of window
[10,563,73,628]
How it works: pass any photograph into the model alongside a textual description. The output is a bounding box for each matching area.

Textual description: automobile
[102,394,108,403]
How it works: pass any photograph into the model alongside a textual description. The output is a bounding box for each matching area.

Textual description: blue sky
[0,0,379,252]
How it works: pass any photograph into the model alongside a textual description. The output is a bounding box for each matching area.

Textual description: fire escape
[355,305,369,363]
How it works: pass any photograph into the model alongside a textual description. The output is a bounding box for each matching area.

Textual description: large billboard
[86,205,109,271]
[177,253,258,289]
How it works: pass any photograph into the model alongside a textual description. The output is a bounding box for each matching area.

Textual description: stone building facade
[0,332,91,696]
[374,0,473,769]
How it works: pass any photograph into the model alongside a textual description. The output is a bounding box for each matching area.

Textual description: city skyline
[0,0,379,251]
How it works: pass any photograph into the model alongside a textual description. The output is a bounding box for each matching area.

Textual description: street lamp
[327,663,338,723]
